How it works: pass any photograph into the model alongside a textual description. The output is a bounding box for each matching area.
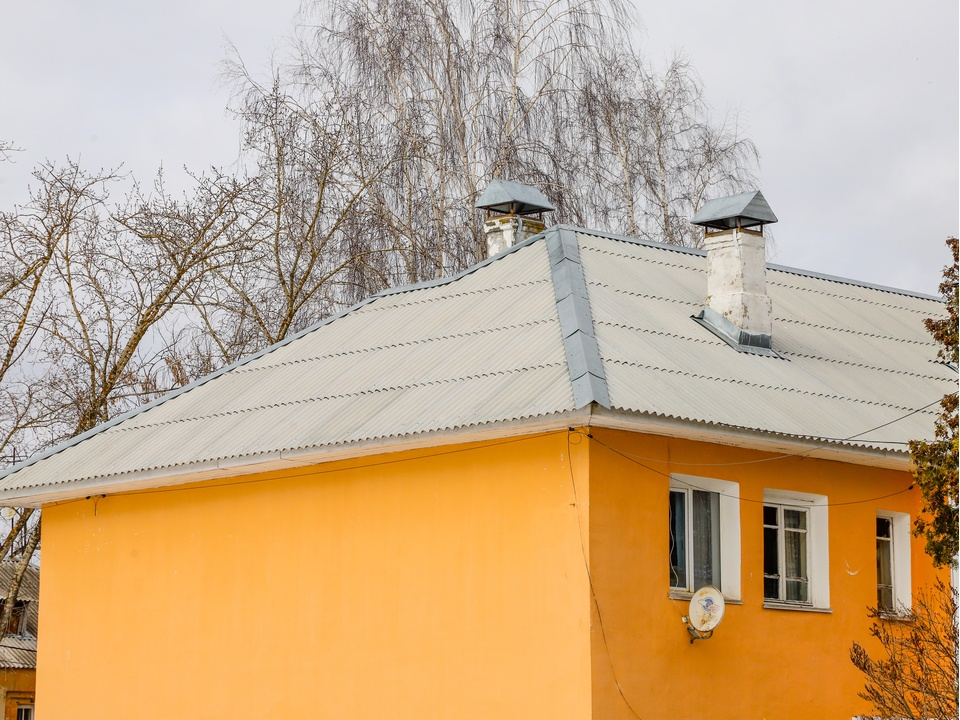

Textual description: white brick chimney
[691,191,778,350]
[704,228,772,337]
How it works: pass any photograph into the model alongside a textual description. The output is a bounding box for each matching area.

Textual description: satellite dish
[0,507,15,520]
[683,586,725,643]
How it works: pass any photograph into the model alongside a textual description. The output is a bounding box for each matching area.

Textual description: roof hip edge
[547,228,610,409]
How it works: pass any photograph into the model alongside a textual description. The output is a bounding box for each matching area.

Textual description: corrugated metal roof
[0,225,952,504]
[578,231,950,450]
[0,563,38,669]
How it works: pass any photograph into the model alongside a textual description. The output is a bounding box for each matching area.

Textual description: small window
[669,488,721,591]
[876,517,894,611]
[16,706,33,720]
[876,511,912,614]
[669,475,741,600]
[763,504,810,603]
[763,489,829,610]
[0,600,28,636]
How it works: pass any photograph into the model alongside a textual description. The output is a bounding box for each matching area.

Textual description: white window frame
[669,474,741,601]
[763,503,812,604]
[877,510,912,615]
[763,489,829,611]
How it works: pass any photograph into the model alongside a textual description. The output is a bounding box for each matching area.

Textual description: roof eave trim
[0,410,596,507]
[1,405,916,507]
[586,408,913,471]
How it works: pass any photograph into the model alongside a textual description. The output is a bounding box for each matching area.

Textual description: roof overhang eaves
[586,408,913,471]
[6,404,916,508]
[0,410,596,508]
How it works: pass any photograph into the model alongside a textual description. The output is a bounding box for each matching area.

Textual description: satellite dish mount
[682,586,726,644]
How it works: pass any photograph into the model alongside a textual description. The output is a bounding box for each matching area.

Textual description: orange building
[0,188,952,719]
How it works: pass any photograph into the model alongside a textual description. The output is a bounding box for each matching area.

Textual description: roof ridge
[546,228,610,409]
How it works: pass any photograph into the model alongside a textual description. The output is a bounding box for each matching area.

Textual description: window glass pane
[692,490,720,590]
[763,524,779,600]
[876,517,892,539]
[669,490,686,588]
[784,527,807,581]
[763,576,779,600]
[763,504,778,526]
[763,526,779,577]
[876,539,893,586]
[877,518,894,612]
[877,585,894,611]
[786,579,809,602]
[784,508,806,530]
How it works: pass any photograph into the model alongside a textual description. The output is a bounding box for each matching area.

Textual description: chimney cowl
[692,190,778,353]
[477,179,554,257]
[691,190,778,232]
[475,179,555,216]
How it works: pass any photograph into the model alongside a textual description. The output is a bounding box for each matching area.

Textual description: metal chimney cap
[691,190,778,230]
[475,179,555,215]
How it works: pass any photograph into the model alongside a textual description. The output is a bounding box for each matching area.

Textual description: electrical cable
[565,430,645,720]
[584,395,951,469]
[580,432,916,508]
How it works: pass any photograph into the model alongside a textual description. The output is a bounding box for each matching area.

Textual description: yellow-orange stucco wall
[584,427,945,720]
[33,427,945,719]
[0,669,35,720]
[36,433,592,720]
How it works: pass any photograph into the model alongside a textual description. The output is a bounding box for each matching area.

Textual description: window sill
[669,590,742,605]
[879,610,914,622]
[763,601,831,613]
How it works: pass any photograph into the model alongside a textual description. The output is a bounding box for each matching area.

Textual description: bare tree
[0,162,123,635]
[288,0,632,278]
[569,51,757,246]
[267,0,756,285]
[0,163,116,459]
[0,161,258,631]
[0,140,21,163]
[851,581,958,720]
[186,71,395,364]
[27,165,254,437]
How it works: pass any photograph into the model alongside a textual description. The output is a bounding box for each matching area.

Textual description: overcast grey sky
[1,0,956,294]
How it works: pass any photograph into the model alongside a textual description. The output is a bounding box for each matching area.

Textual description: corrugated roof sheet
[0,226,952,504]
[579,231,950,450]
[0,563,38,669]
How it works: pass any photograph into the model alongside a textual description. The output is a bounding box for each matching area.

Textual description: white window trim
[763,488,829,611]
[877,510,912,615]
[670,474,741,601]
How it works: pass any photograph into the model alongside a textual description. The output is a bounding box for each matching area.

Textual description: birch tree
[263,0,756,285]
[184,73,395,365]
